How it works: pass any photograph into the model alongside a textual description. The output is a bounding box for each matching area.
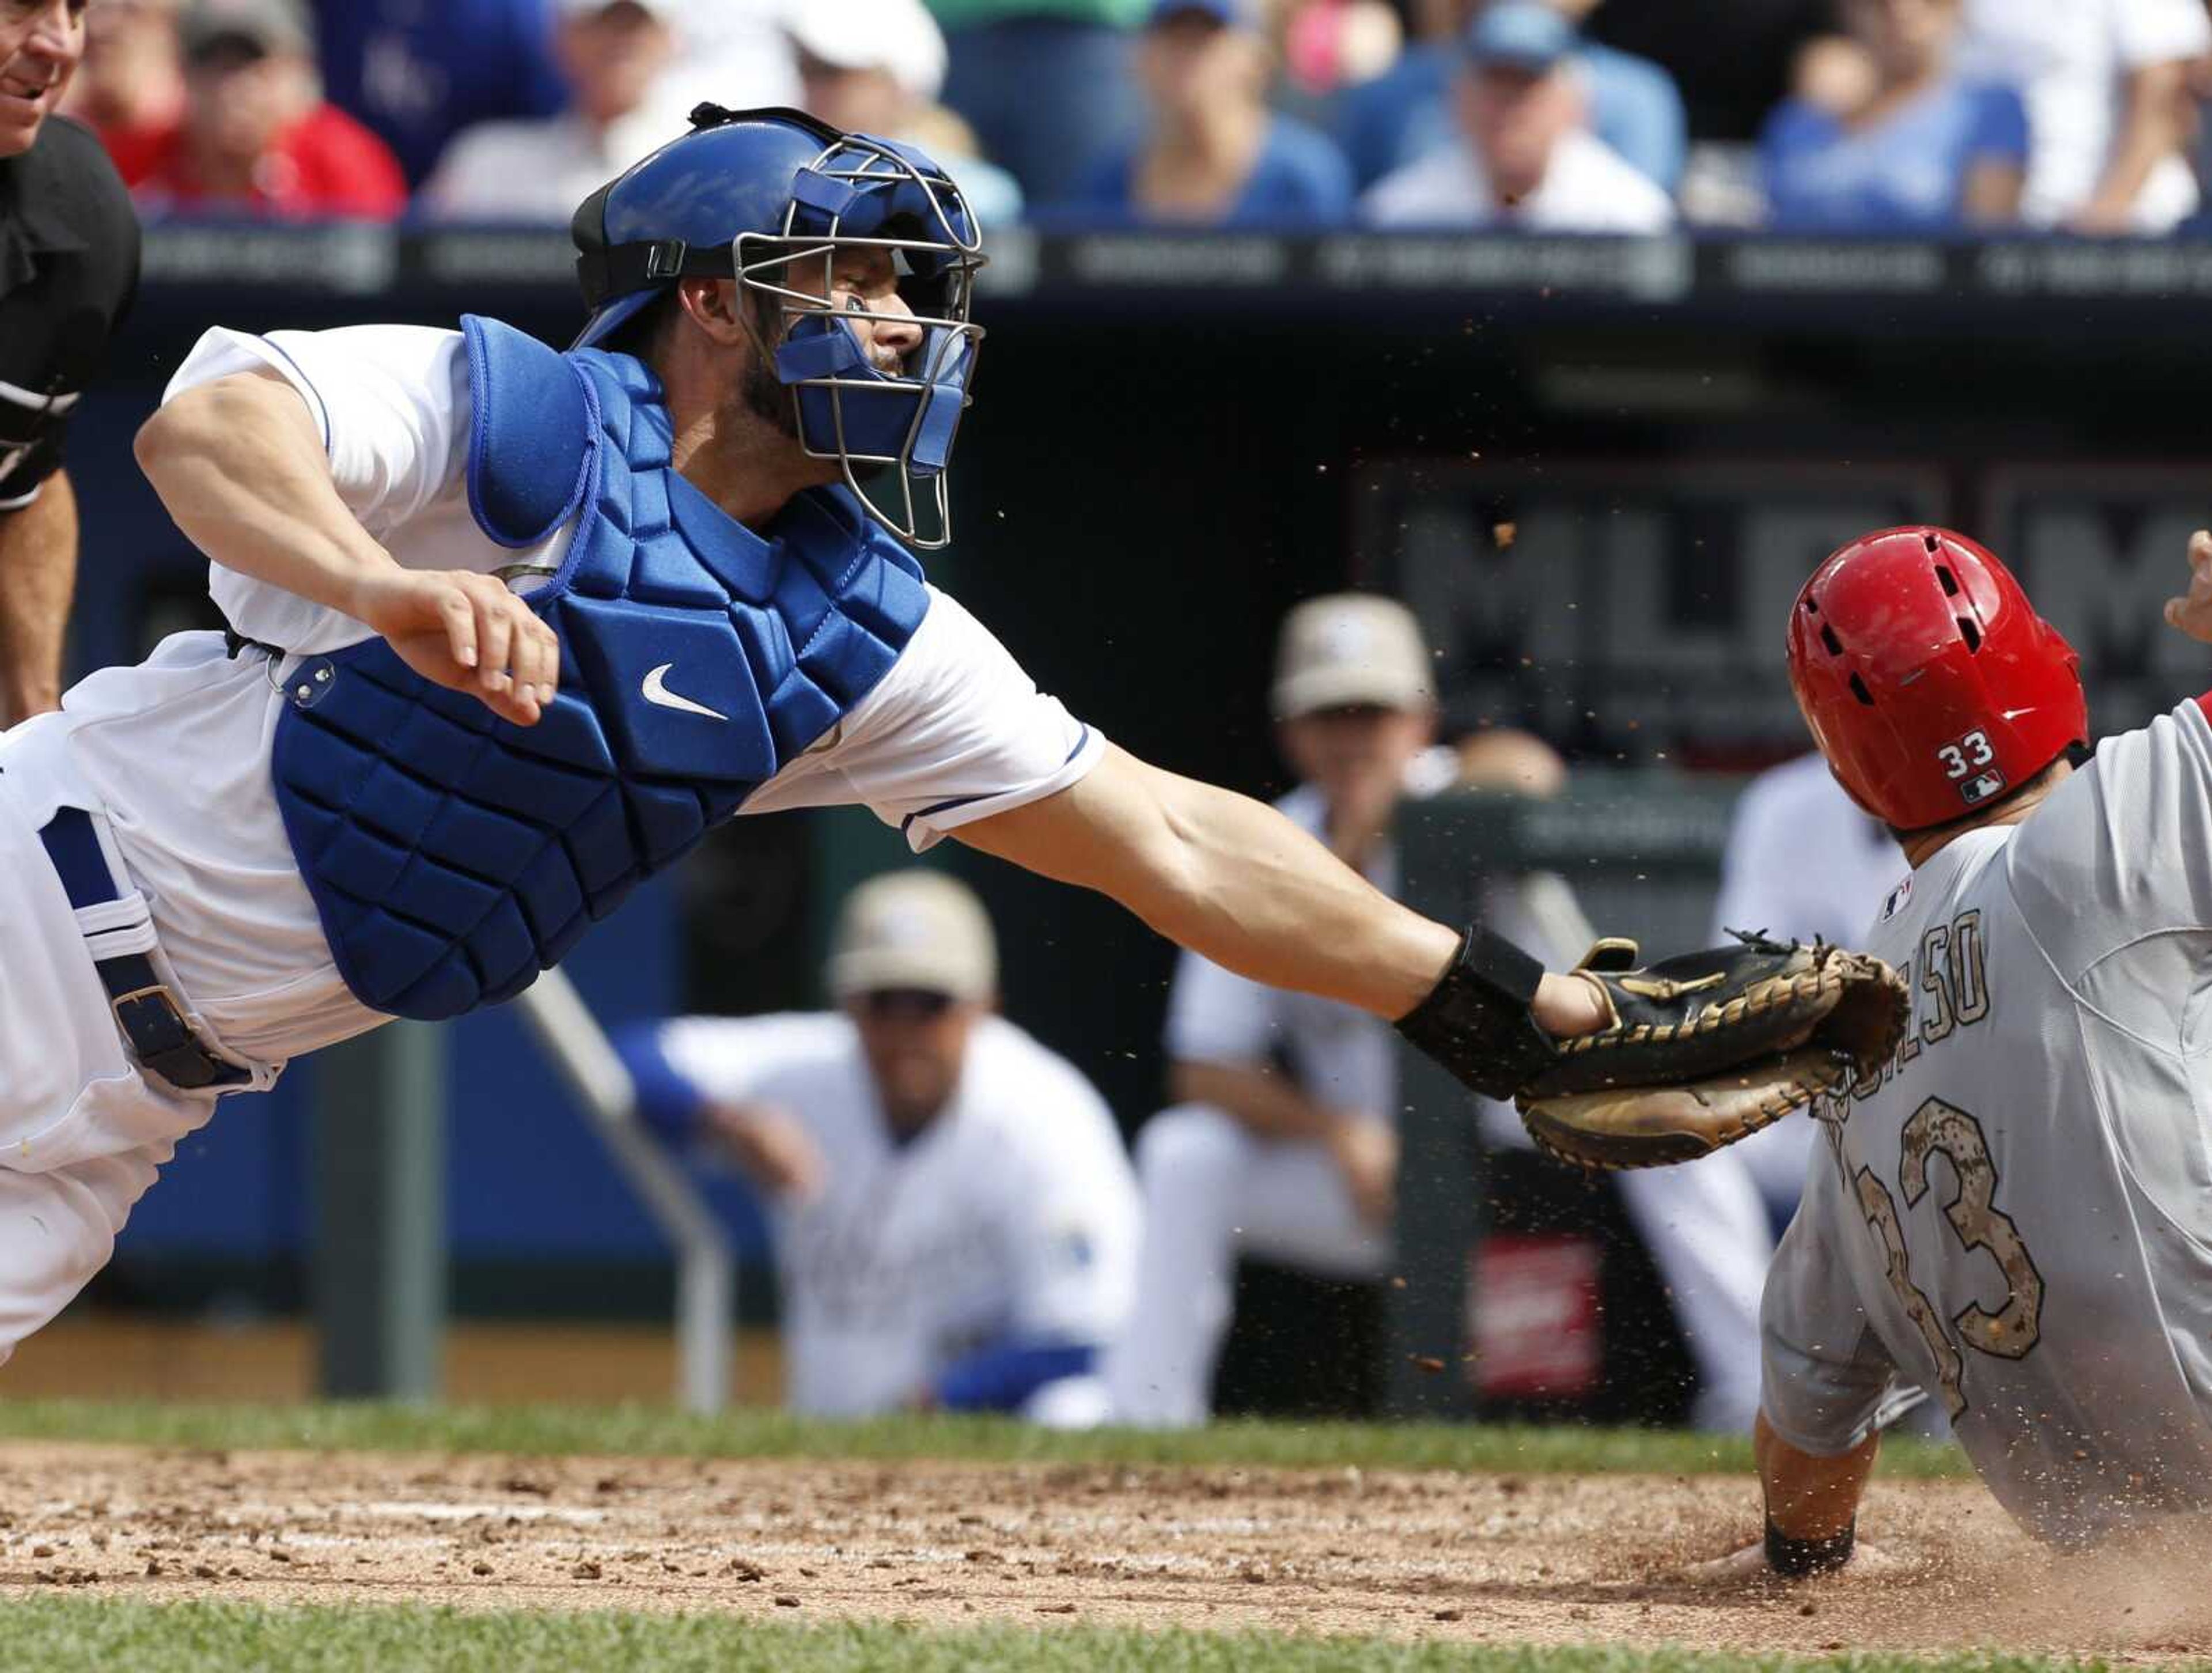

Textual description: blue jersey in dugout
[267,316,931,1021]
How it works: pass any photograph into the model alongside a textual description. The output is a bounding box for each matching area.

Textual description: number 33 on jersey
[1825,906,2044,1420]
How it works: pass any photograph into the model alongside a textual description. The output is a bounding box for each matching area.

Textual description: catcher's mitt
[1514,932,1909,1172]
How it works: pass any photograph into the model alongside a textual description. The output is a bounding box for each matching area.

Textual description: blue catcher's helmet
[570,104,985,548]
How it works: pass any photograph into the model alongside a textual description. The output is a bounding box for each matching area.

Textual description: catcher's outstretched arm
[957,743,1606,1038]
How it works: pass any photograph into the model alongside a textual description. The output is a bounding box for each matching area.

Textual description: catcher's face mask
[736,133,984,550]
[571,108,985,550]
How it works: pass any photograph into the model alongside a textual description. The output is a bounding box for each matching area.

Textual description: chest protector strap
[267,315,930,1021]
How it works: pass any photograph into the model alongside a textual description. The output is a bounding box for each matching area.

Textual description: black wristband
[1764,1519,1854,1578]
[1393,925,1553,1101]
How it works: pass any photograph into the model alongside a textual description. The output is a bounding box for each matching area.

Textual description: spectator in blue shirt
[1336,0,1685,191]
[312,0,570,187]
[1069,0,1354,227]
[1760,0,2028,231]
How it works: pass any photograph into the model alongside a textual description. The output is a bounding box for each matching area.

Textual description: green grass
[0,1600,2108,1673]
[0,1399,1970,1480]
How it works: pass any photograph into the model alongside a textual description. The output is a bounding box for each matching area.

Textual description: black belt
[223,629,284,661]
[37,807,253,1093]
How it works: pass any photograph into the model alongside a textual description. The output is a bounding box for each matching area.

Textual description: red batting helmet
[1786,527,2086,831]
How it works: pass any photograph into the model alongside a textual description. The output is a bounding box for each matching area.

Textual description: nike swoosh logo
[641,663,728,722]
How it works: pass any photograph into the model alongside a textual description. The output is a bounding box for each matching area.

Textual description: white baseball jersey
[1763,697,2212,1542]
[650,1011,1139,1417]
[0,323,1103,1071]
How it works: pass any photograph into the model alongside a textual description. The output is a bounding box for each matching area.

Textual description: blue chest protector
[268,315,930,1021]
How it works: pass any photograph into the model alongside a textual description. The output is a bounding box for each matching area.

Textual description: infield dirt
[0,1442,2200,1657]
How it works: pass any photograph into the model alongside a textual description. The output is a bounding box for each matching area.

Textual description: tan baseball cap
[826,870,997,1003]
[1271,593,1436,720]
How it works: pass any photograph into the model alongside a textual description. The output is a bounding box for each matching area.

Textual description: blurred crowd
[56,0,2212,236]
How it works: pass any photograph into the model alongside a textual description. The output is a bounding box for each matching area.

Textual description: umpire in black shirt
[0,1,138,723]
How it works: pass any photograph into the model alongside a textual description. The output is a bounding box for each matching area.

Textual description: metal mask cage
[732,134,987,550]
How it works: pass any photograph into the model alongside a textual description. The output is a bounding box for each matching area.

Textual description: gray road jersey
[1762,697,2212,1544]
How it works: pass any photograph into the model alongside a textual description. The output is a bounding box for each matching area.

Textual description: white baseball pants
[0,775,219,1365]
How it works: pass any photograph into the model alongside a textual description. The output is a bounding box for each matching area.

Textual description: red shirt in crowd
[102,104,407,221]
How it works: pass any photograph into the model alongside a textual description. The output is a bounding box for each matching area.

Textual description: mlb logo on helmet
[1960,767,2008,807]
